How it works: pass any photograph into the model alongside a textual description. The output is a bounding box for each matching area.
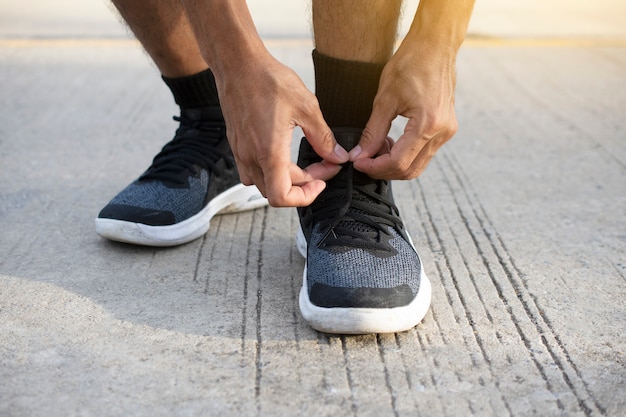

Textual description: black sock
[162,68,220,109]
[312,49,385,129]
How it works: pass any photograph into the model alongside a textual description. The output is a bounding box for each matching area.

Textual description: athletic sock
[312,49,385,130]
[162,68,220,109]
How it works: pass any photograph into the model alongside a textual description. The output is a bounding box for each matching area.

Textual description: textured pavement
[1,1,625,416]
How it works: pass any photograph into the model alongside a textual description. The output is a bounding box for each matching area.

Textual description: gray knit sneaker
[296,128,431,334]
[96,106,267,246]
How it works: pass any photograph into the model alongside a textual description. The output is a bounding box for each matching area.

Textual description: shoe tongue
[296,128,362,168]
[329,126,383,211]
[330,128,394,243]
[298,128,395,248]
[332,128,362,152]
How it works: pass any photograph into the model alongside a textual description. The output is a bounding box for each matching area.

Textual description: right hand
[216,53,349,207]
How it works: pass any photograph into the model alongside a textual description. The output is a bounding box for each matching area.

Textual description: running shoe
[96,106,267,246]
[296,128,431,334]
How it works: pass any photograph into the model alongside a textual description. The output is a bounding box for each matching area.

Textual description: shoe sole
[296,227,432,334]
[95,184,268,247]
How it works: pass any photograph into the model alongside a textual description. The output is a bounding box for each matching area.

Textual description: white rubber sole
[296,227,432,334]
[95,184,267,247]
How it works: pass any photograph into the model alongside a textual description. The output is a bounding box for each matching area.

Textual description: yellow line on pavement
[463,36,626,47]
[1,37,626,49]
[0,38,140,48]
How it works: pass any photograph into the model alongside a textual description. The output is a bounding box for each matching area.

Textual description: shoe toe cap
[98,204,176,226]
[309,282,415,309]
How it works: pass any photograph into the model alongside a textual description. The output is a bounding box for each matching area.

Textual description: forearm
[407,0,475,53]
[180,0,269,78]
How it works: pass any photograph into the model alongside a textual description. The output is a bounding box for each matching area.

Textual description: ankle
[312,50,385,130]
[162,69,220,109]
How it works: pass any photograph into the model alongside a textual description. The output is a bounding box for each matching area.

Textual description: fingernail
[334,144,349,161]
[349,145,362,160]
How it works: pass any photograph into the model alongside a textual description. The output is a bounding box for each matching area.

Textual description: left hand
[349,39,459,180]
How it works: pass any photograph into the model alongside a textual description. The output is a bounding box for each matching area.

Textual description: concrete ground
[1,1,625,416]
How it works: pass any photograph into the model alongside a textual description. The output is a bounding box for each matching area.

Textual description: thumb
[350,101,395,161]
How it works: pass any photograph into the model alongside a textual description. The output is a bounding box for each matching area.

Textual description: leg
[312,0,402,64]
[310,0,402,130]
[112,0,220,108]
[111,0,207,77]
[96,1,268,246]
[297,1,431,334]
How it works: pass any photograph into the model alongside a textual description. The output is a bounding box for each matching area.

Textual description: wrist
[408,0,475,52]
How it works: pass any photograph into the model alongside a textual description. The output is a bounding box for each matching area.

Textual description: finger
[352,152,395,180]
[297,102,349,164]
[353,132,432,180]
[409,140,439,177]
[264,160,326,207]
[350,99,395,161]
[291,161,342,184]
[239,164,267,197]
[377,136,395,156]
[235,159,257,187]
[395,138,441,179]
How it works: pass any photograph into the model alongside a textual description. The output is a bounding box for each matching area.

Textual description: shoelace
[305,163,403,251]
[139,114,233,185]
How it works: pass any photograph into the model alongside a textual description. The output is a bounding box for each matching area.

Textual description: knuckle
[396,157,413,174]
[449,119,459,136]
[408,167,423,180]
[372,92,392,111]
[319,128,334,148]
[396,165,420,180]
[301,95,320,115]
[267,193,287,208]
[423,112,458,139]
[398,171,413,181]
[238,170,255,187]
[423,117,444,137]
[360,127,376,145]
[265,184,287,207]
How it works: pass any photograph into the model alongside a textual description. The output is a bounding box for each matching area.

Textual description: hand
[179,0,349,206]
[217,53,349,207]
[349,39,459,180]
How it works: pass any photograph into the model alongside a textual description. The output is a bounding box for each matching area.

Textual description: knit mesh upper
[98,106,240,226]
[107,170,209,223]
[297,129,422,309]
[305,222,421,295]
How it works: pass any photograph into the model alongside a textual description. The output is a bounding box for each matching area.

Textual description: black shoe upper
[98,107,241,225]
[297,128,409,252]
[297,128,420,309]
[139,107,235,188]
